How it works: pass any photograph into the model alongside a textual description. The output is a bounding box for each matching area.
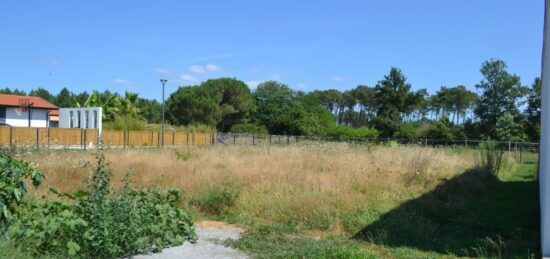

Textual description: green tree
[28,87,55,103]
[525,77,541,142]
[167,78,254,131]
[474,59,527,138]
[54,87,74,107]
[495,112,525,141]
[373,67,417,137]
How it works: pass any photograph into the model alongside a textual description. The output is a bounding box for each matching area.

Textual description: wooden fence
[0,126,214,148]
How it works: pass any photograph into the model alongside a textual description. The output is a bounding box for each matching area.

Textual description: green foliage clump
[192,184,241,216]
[477,140,504,175]
[103,114,146,131]
[1,148,196,258]
[0,154,44,223]
[423,117,455,140]
[326,125,379,140]
[226,230,371,259]
[230,123,268,135]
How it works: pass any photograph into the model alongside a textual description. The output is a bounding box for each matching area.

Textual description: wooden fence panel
[102,130,124,146]
[48,128,82,145]
[0,127,10,145]
[174,132,189,146]
[128,131,157,147]
[11,127,36,145]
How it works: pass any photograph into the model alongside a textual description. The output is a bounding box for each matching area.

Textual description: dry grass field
[20,143,538,258]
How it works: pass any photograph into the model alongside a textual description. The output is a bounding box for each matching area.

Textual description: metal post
[160,79,167,147]
[252,133,255,145]
[84,129,87,151]
[233,134,236,145]
[269,135,272,145]
[540,0,550,255]
[36,128,39,150]
[47,127,50,149]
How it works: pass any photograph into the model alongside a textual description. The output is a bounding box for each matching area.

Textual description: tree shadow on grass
[354,167,540,258]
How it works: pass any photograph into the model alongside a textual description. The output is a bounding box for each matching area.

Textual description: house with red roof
[0,94,59,127]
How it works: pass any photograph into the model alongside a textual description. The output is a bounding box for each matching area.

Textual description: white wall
[59,107,102,133]
[4,107,49,127]
[541,0,550,256]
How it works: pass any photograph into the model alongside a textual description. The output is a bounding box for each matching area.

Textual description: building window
[70,111,74,128]
[85,111,89,128]
[93,110,98,128]
[0,107,5,120]
[76,111,81,128]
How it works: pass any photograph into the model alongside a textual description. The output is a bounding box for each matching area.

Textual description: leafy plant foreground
[0,147,196,258]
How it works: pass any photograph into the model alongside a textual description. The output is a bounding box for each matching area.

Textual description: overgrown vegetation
[0,147,196,258]
[477,140,505,175]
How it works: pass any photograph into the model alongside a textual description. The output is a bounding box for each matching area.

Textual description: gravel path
[133,221,248,259]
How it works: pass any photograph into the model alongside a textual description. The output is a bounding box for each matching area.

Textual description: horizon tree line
[0,58,542,142]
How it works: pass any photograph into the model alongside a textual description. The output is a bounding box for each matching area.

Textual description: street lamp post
[541,0,550,256]
[160,79,167,147]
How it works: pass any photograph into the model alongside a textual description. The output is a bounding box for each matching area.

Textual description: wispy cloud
[331,75,348,82]
[153,67,173,74]
[110,79,133,85]
[39,59,61,66]
[246,80,264,90]
[189,64,222,74]
[295,83,309,89]
[180,74,199,83]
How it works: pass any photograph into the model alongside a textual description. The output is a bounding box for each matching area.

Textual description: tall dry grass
[23,143,474,235]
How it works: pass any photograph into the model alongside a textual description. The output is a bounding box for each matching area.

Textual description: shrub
[229,123,268,135]
[103,114,146,131]
[2,146,197,258]
[477,140,504,175]
[0,154,44,224]
[326,126,379,140]
[192,184,240,216]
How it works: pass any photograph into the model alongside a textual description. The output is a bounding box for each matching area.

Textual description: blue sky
[0,1,544,100]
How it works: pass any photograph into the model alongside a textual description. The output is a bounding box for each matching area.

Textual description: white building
[59,107,103,133]
[0,94,58,127]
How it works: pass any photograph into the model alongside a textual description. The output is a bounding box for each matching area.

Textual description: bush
[0,154,44,224]
[325,126,379,140]
[192,184,241,216]
[229,123,268,135]
[1,146,197,258]
[103,114,146,131]
[477,140,504,175]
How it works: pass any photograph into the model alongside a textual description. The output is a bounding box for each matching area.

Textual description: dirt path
[133,221,248,259]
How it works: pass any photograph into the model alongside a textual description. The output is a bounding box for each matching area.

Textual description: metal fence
[0,126,540,160]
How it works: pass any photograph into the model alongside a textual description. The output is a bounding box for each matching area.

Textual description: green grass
[228,156,540,258]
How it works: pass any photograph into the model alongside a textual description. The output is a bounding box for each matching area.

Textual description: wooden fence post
[172,131,175,146]
[9,127,13,146]
[83,129,87,151]
[233,134,236,145]
[36,128,39,150]
[47,127,51,149]
[252,133,255,145]
[157,131,160,148]
[186,132,189,145]
[269,135,272,145]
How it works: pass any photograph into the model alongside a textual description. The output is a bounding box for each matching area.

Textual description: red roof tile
[0,94,58,110]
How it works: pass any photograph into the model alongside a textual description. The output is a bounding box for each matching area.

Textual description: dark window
[0,107,5,119]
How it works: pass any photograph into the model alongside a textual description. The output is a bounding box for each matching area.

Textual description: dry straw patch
[23,143,474,233]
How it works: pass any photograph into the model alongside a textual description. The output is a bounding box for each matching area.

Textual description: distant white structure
[0,94,58,127]
[59,107,103,133]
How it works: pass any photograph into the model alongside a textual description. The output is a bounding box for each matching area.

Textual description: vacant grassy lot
[21,143,539,258]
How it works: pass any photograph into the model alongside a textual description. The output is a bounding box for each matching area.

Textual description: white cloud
[153,67,172,74]
[110,79,133,85]
[331,76,348,82]
[205,64,221,72]
[189,64,222,74]
[295,83,309,89]
[180,74,199,83]
[246,80,263,90]
[189,65,206,74]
